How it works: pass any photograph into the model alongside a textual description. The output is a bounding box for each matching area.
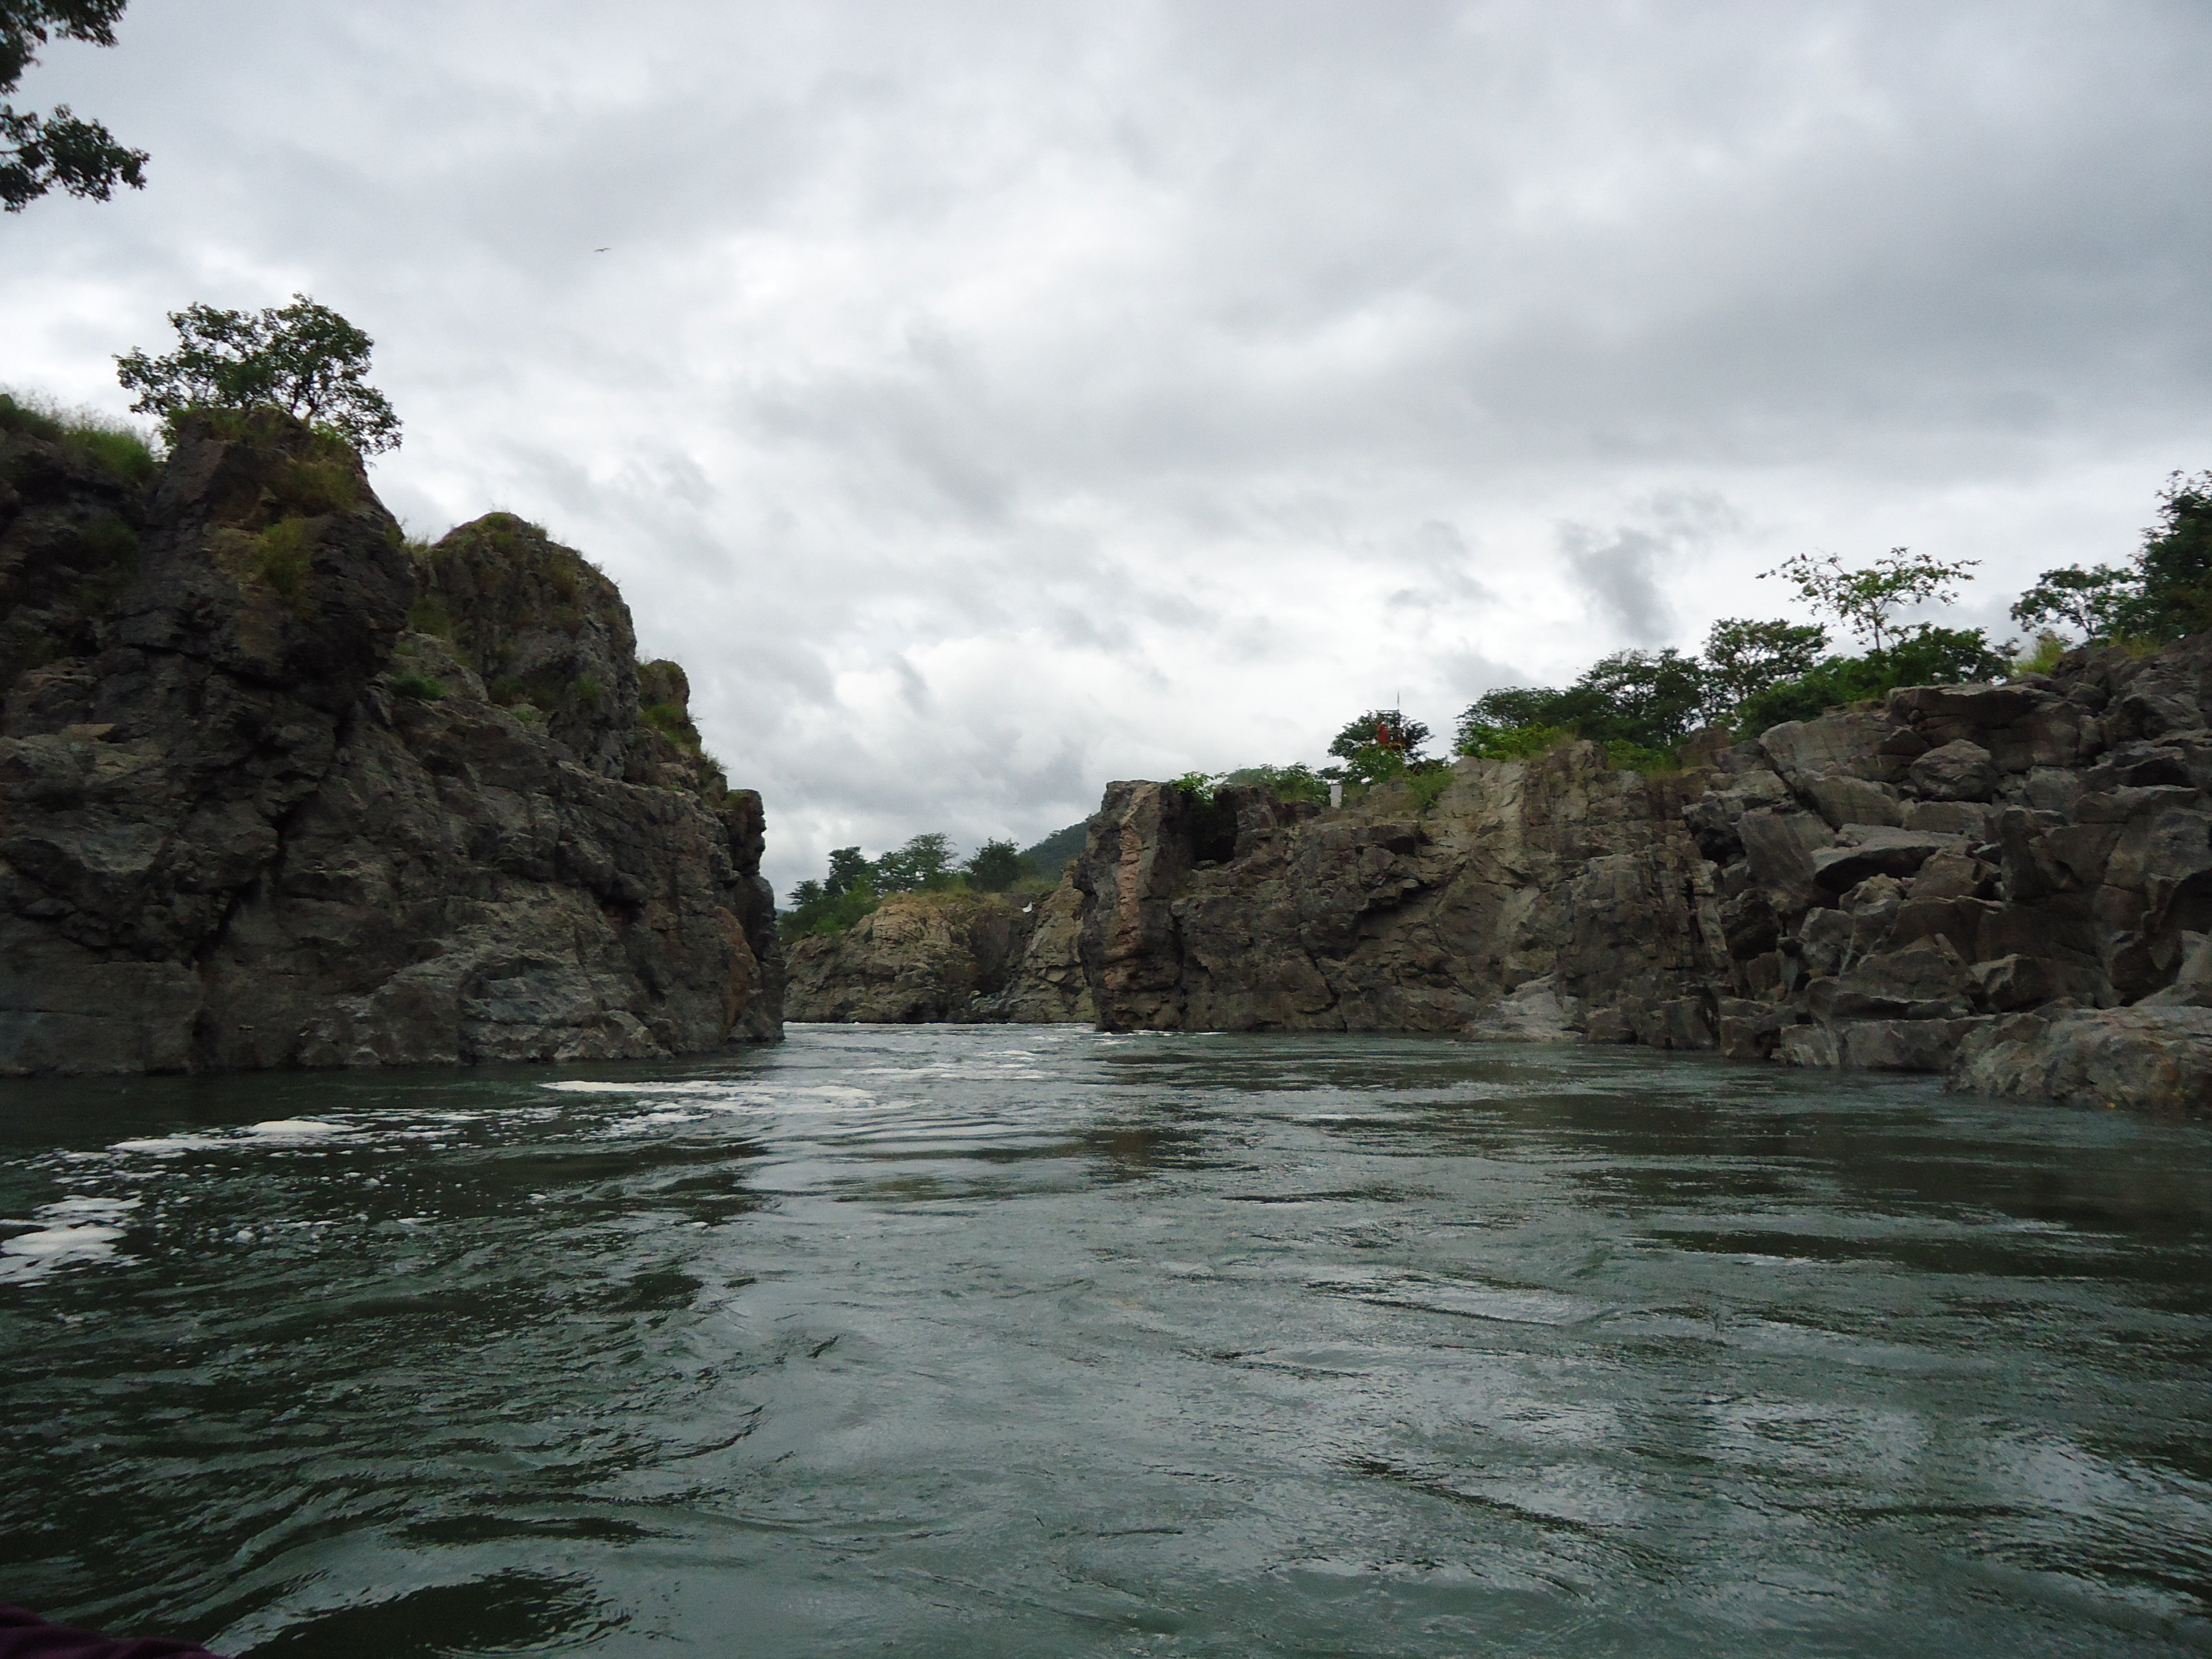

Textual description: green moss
[1407,769,1454,812]
[407,595,455,640]
[256,518,314,603]
[391,672,445,700]
[0,391,65,442]
[270,456,356,517]
[1,392,160,487]
[574,674,603,711]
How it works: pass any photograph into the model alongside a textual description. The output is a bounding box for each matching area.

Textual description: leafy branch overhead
[2,1,147,211]
[116,294,403,455]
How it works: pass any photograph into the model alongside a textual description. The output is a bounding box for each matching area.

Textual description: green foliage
[1731,624,2011,735]
[1019,821,1089,880]
[779,878,881,941]
[1406,769,1454,811]
[253,518,313,603]
[1457,721,1573,762]
[407,594,454,639]
[269,455,356,517]
[876,832,955,892]
[1759,547,1980,653]
[641,700,697,747]
[0,390,159,485]
[1455,648,1706,756]
[1327,709,1431,785]
[1218,761,1331,805]
[964,838,1028,892]
[1,2,146,212]
[77,509,136,564]
[2013,631,2068,676]
[116,294,402,454]
[1701,617,1827,712]
[2009,564,2135,640]
[2130,471,2212,637]
[1604,740,1680,775]
[573,674,604,711]
[391,672,445,700]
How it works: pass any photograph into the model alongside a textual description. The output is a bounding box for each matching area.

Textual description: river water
[3,1027,2209,1657]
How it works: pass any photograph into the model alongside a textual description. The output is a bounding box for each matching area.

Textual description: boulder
[1908,738,2001,802]
[1462,974,1583,1043]
[1741,809,1835,911]
[1812,826,1958,890]
[1949,1006,2212,1115]
[1804,774,1903,830]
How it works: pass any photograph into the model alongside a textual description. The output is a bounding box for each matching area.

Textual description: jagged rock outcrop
[1071,752,1726,1040]
[784,880,1095,1025]
[992,636,2212,1113]
[0,409,781,1073]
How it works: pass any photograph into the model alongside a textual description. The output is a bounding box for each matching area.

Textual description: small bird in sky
[593,246,610,252]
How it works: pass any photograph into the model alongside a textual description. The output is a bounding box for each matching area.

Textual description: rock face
[0,410,782,1073]
[783,886,1091,1024]
[1070,754,1725,1042]
[964,637,2212,1114]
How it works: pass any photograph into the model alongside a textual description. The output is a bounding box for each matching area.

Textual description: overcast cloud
[7,0,2210,895]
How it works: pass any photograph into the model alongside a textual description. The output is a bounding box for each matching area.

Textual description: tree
[964,838,1027,892]
[874,832,954,893]
[2130,470,2212,638]
[3,1,145,212]
[1760,547,1979,654]
[1701,618,1828,714]
[115,294,402,454]
[2008,565,2135,640]
[823,846,871,899]
[1327,708,1432,783]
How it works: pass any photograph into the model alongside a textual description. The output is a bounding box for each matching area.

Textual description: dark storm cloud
[8,0,2211,892]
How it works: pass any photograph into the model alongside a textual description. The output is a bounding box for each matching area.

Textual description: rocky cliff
[1018,639,2212,1113]
[0,409,782,1073]
[783,882,1093,1025]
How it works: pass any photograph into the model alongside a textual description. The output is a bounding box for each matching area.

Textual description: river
[3,1027,2208,1656]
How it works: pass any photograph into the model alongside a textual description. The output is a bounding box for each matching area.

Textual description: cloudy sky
[8,1,2210,896]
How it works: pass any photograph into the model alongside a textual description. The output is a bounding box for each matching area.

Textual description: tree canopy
[2009,472,2212,646]
[2,1,146,212]
[115,294,403,454]
[1759,547,1979,653]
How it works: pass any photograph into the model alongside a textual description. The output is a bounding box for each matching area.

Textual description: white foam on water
[109,1119,350,1156]
[541,1080,730,1096]
[0,1195,142,1284]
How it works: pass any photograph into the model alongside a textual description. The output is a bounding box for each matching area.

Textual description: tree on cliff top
[3,1,147,211]
[1760,547,1979,654]
[115,295,403,454]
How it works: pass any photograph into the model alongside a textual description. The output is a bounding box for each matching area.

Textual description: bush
[391,672,445,700]
[0,390,160,487]
[1731,625,2011,736]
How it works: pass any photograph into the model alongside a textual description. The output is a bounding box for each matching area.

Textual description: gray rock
[1813,826,1959,890]
[1968,953,2055,1012]
[1908,739,2002,802]
[0,411,782,1073]
[1741,809,1835,912]
[1463,974,1583,1042]
[1949,1006,2212,1114]
[1804,774,1903,830]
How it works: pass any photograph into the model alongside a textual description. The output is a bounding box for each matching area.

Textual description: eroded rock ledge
[0,410,782,1072]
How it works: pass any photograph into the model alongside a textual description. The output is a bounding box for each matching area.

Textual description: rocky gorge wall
[0,410,782,1073]
[792,640,2212,1113]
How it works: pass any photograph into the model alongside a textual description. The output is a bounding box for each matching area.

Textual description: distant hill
[1020,820,1089,880]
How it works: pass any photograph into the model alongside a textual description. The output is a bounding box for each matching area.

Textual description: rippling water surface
[4,1027,2210,1656]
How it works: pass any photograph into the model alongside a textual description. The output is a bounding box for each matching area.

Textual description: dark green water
[3,1027,2209,1657]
